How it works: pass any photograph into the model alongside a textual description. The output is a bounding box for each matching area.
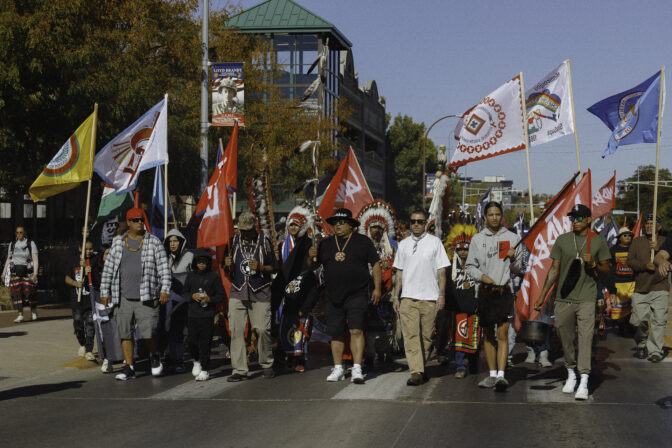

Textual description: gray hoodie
[164,229,194,287]
[466,226,523,296]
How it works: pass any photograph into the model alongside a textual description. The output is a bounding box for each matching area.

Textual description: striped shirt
[100,232,171,304]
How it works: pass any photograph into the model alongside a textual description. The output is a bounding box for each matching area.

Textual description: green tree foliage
[616,165,672,228]
[387,114,437,221]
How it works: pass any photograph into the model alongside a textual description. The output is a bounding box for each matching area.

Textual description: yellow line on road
[60,358,99,370]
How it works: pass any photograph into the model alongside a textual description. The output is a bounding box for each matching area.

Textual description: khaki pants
[630,290,669,357]
[228,299,273,375]
[555,301,594,375]
[399,298,437,374]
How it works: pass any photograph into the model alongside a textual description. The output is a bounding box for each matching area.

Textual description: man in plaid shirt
[101,208,171,380]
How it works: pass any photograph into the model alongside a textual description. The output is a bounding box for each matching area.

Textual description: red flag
[515,170,592,327]
[196,166,234,294]
[632,213,643,237]
[318,147,373,231]
[591,171,616,219]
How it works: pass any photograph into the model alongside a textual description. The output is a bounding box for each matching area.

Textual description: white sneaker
[326,367,345,382]
[78,346,86,357]
[575,382,589,400]
[101,359,111,373]
[31,312,37,321]
[562,376,577,394]
[524,346,536,364]
[539,350,552,368]
[192,361,202,377]
[195,370,209,381]
[85,352,96,361]
[351,365,365,384]
[13,315,24,323]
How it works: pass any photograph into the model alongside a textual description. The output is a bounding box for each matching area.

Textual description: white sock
[353,363,361,370]
[496,370,505,378]
[334,364,343,370]
[579,374,589,385]
[489,370,497,377]
[567,368,576,380]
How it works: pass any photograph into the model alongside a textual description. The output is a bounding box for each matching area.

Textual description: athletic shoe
[635,347,648,359]
[195,370,209,381]
[326,367,345,382]
[192,361,202,377]
[351,365,365,384]
[406,373,423,386]
[575,382,589,400]
[455,367,467,379]
[115,365,136,381]
[649,354,663,363]
[478,376,498,388]
[85,352,96,361]
[227,373,248,382]
[101,359,113,373]
[174,360,185,373]
[13,314,24,323]
[263,367,276,379]
[539,350,552,368]
[31,312,37,321]
[78,346,86,357]
[495,376,509,391]
[150,353,163,377]
[524,346,536,364]
[294,364,306,373]
[562,377,577,394]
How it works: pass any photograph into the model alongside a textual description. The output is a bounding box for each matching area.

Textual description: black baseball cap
[567,204,591,218]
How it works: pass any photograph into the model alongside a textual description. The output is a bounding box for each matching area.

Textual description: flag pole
[78,103,98,303]
[566,59,582,174]
[164,93,169,237]
[518,73,535,222]
[651,66,665,261]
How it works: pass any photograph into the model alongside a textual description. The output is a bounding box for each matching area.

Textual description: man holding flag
[534,204,611,400]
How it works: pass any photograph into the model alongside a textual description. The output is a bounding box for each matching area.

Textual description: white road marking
[332,372,412,400]
[151,376,241,399]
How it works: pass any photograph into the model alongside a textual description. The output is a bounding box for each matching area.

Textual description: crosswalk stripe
[151,376,241,399]
[332,372,411,400]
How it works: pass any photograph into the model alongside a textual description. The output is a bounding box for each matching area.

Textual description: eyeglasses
[129,218,143,223]
[569,216,586,223]
[333,219,348,226]
[410,219,426,225]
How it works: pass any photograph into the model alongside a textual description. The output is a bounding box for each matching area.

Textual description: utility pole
[200,0,210,195]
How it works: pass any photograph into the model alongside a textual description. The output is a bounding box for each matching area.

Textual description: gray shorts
[116,296,159,340]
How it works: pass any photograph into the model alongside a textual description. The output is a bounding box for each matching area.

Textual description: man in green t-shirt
[534,204,611,400]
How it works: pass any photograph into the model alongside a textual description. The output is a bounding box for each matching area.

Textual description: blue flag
[150,166,173,239]
[587,71,664,157]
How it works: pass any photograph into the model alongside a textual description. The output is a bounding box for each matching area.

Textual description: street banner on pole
[94,98,168,193]
[525,60,575,146]
[587,70,665,157]
[449,75,527,171]
[212,62,244,127]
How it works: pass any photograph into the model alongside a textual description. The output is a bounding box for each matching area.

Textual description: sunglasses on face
[333,219,348,226]
[569,216,586,223]
[129,218,143,223]
[410,219,426,225]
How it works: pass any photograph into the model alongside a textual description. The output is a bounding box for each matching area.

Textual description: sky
[224,0,672,196]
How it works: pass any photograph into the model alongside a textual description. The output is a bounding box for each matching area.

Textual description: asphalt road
[1,309,671,448]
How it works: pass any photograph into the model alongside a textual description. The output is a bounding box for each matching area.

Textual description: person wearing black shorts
[308,208,381,384]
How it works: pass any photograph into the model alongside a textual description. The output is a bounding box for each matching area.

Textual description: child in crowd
[183,249,225,381]
[65,240,96,361]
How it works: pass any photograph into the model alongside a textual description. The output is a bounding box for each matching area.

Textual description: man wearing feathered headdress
[357,200,399,367]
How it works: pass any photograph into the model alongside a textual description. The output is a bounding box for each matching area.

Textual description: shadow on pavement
[0,381,86,401]
[655,396,672,409]
[0,331,27,338]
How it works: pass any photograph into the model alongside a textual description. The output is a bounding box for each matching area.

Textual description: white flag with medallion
[525,60,575,146]
[449,76,527,171]
[94,97,168,193]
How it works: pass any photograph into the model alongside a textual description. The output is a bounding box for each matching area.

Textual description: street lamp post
[422,114,462,210]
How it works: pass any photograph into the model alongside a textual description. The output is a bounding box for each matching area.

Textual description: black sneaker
[227,373,248,382]
[648,354,662,363]
[115,365,136,381]
[635,347,648,359]
[263,367,276,379]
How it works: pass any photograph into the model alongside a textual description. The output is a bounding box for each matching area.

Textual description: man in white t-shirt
[392,210,450,386]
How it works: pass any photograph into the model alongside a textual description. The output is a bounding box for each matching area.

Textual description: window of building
[0,203,10,219]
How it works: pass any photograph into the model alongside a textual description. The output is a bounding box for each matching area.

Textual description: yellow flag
[29,105,98,202]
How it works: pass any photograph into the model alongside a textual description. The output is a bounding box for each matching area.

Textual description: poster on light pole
[212,62,244,127]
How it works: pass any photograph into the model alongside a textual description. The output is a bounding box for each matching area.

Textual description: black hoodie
[182,249,225,318]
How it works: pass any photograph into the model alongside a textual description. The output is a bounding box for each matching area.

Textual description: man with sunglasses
[100,208,171,381]
[307,208,381,384]
[534,204,610,400]
[391,210,449,386]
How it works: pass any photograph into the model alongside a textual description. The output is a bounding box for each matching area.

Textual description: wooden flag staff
[566,60,582,175]
[651,66,665,261]
[518,72,535,222]
[78,103,98,303]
